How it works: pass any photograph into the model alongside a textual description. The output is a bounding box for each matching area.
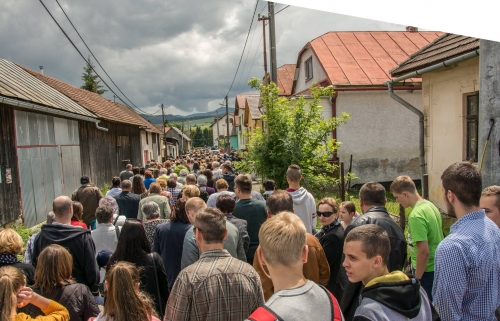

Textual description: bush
[174,165,189,176]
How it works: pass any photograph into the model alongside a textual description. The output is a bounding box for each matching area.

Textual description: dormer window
[305,58,313,80]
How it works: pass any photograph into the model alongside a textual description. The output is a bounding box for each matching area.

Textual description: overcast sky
[1,0,406,116]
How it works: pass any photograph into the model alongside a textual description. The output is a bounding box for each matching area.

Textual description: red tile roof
[235,94,259,116]
[277,64,296,96]
[390,33,480,77]
[20,65,150,126]
[295,31,443,90]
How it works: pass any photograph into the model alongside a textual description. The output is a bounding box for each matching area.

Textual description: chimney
[39,66,44,74]
[406,26,418,32]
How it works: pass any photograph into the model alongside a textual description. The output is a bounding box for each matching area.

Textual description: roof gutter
[383,49,480,184]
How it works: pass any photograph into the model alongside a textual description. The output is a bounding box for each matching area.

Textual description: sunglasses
[316,211,336,218]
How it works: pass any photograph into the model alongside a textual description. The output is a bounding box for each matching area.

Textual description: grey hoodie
[287,187,317,234]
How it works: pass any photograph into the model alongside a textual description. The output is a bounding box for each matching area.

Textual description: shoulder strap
[319,285,342,321]
[115,225,120,240]
[113,215,119,226]
[247,306,283,321]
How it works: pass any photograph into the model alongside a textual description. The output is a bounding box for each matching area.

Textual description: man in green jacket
[138,183,171,220]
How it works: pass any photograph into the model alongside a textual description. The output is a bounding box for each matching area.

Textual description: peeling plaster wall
[422,56,480,211]
[326,90,423,184]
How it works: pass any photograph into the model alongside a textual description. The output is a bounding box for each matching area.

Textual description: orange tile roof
[20,65,148,126]
[296,31,443,89]
[277,64,296,96]
[390,33,479,77]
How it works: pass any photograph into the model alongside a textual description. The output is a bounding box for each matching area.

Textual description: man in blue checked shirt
[433,162,500,321]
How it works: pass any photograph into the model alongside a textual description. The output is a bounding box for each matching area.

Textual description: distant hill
[141,107,235,124]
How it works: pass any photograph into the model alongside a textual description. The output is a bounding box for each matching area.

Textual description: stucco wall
[423,56,480,211]
[140,131,160,165]
[294,47,328,94]
[212,114,234,148]
[330,90,423,184]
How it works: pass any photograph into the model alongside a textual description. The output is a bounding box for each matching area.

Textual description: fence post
[340,162,345,202]
[399,204,406,231]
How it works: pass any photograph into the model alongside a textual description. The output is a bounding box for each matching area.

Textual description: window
[466,93,479,162]
[305,58,313,80]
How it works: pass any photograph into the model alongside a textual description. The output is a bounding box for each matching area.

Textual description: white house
[211,112,234,148]
[290,30,443,184]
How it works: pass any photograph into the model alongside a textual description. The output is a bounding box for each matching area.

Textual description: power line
[235,14,260,94]
[275,5,290,15]
[245,32,263,83]
[39,0,157,116]
[222,0,259,101]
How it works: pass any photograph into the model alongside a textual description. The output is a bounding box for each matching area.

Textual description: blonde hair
[215,178,229,190]
[318,197,339,213]
[182,185,200,199]
[390,175,417,194]
[0,266,26,321]
[156,178,167,190]
[0,228,23,255]
[258,212,306,266]
[482,185,500,210]
[104,262,156,321]
[34,244,73,294]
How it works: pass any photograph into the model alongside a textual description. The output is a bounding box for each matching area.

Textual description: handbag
[151,253,164,318]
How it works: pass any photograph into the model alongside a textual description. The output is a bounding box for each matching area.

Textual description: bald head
[52,196,73,220]
[185,197,207,224]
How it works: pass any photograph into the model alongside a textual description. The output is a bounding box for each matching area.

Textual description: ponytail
[0,266,26,321]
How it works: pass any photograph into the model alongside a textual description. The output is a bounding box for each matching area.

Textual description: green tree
[237,78,350,192]
[80,56,108,95]
[191,126,204,147]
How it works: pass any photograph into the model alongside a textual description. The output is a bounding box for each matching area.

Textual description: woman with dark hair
[131,175,148,199]
[203,169,215,188]
[108,221,169,318]
[216,194,249,254]
[262,179,276,200]
[92,262,159,321]
[143,171,156,190]
[20,245,100,321]
[191,162,200,176]
[105,177,122,198]
[70,201,87,228]
[152,198,191,291]
[0,265,69,321]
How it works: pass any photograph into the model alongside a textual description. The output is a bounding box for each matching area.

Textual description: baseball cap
[96,249,113,268]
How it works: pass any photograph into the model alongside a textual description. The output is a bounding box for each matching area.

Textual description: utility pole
[161,103,165,161]
[215,110,220,148]
[181,122,184,154]
[258,14,268,76]
[268,2,277,84]
[225,95,230,153]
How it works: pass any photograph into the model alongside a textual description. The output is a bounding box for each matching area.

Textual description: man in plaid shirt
[165,207,264,321]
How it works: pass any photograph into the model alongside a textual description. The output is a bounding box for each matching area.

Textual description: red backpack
[248,285,342,321]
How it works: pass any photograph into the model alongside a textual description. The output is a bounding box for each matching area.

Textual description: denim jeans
[412,266,434,303]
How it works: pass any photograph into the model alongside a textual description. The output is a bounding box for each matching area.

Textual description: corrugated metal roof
[390,33,480,77]
[277,64,296,96]
[0,58,97,118]
[20,65,148,126]
[298,31,443,88]
[246,95,263,120]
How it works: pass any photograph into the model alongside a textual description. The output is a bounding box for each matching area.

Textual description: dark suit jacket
[114,191,141,219]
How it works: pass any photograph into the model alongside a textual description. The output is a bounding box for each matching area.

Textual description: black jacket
[222,173,236,192]
[32,224,100,294]
[339,206,407,321]
[315,219,344,298]
[114,191,141,219]
[20,282,100,321]
[0,262,35,285]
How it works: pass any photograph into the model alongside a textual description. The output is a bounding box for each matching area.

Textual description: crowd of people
[1,148,500,321]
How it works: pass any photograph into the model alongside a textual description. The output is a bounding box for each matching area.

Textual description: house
[21,66,157,192]
[290,30,443,185]
[164,127,191,154]
[210,112,235,149]
[0,58,100,227]
[390,33,480,210]
[244,95,264,138]
[235,94,255,150]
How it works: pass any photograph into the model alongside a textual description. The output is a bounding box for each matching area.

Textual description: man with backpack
[247,211,344,321]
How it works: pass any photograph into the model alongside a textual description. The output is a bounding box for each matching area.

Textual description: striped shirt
[433,210,500,321]
[165,249,264,321]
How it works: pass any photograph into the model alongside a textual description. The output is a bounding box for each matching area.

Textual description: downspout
[95,120,108,132]
[386,82,425,181]
[384,49,480,183]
